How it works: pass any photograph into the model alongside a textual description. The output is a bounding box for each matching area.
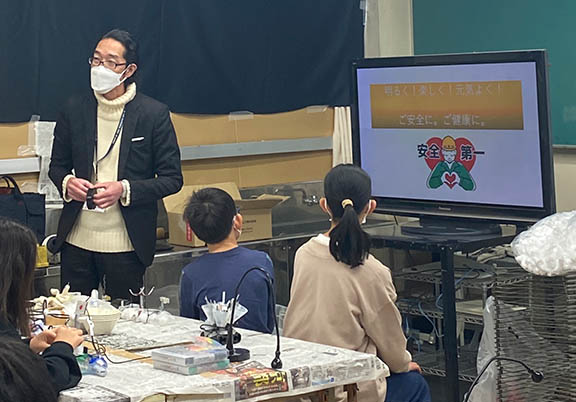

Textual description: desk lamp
[463,356,543,402]
[225,266,282,369]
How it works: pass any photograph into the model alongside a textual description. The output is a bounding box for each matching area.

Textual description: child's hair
[324,164,372,268]
[0,336,57,402]
[0,218,37,336]
[183,188,237,244]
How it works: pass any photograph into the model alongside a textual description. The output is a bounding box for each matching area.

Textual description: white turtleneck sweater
[65,83,137,253]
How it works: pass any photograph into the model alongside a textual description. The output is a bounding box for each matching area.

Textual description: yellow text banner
[370,81,524,130]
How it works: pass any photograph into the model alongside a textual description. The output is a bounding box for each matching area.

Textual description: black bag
[0,176,45,242]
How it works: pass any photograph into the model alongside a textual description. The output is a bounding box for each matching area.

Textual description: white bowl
[84,308,121,335]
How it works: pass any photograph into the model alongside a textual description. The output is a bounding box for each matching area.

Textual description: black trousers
[60,243,147,301]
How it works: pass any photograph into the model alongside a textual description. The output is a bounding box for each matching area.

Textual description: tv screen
[351,50,555,225]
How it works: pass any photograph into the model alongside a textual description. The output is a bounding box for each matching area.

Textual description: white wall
[365,0,413,58]
[372,0,576,212]
[553,149,576,212]
[377,0,413,57]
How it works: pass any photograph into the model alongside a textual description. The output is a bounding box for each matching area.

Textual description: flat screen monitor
[351,50,555,232]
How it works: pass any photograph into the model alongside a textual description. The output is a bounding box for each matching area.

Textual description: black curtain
[0,0,363,122]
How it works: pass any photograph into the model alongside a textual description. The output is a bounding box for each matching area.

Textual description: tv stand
[365,224,518,402]
[401,217,502,238]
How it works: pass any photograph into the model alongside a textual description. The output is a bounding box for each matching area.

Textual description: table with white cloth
[58,315,388,402]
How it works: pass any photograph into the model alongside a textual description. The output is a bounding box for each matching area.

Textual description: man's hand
[54,326,85,349]
[29,329,57,354]
[67,177,93,202]
[408,361,422,374]
[92,181,124,209]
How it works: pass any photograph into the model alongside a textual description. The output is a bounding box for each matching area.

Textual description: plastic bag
[511,211,576,276]
[201,299,247,328]
[467,296,497,402]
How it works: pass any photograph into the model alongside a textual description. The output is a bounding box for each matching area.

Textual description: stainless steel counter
[36,180,393,309]
[34,218,393,310]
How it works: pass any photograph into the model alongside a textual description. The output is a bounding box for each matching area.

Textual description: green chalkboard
[413,0,576,145]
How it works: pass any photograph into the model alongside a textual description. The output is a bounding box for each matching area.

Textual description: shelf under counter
[413,347,478,383]
[393,257,531,289]
[397,299,485,325]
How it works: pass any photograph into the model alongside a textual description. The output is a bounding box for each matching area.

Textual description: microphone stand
[225,266,283,369]
[463,356,543,402]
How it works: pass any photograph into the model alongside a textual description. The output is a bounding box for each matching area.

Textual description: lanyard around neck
[94,109,126,181]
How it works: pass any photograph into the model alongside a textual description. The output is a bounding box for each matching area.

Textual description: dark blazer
[0,319,82,393]
[49,91,183,266]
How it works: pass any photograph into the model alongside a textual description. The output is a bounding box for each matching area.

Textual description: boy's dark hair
[0,336,57,402]
[100,29,139,85]
[184,188,237,244]
[324,164,372,268]
[0,218,37,336]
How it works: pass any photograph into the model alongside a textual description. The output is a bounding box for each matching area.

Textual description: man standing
[49,29,183,300]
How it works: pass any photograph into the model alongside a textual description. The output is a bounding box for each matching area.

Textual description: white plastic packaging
[118,303,174,325]
[201,300,247,328]
[467,296,497,402]
[511,211,576,276]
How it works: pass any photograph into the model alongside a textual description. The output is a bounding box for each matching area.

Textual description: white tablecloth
[59,316,388,402]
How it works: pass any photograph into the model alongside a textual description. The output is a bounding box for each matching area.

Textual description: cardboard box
[171,114,235,146]
[180,150,332,188]
[171,107,334,147]
[164,182,286,247]
[235,107,334,142]
[0,122,30,159]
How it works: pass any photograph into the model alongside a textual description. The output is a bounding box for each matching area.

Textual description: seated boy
[179,188,275,333]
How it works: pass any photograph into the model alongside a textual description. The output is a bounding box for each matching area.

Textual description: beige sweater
[283,234,411,402]
[65,83,137,252]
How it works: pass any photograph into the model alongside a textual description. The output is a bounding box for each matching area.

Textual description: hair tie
[341,199,354,208]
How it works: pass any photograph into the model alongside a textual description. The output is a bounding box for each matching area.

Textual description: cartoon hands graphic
[422,136,480,191]
[442,171,460,188]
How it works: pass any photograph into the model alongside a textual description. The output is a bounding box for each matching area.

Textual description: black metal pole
[441,247,460,402]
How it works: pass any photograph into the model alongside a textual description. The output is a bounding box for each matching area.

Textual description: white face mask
[90,65,128,94]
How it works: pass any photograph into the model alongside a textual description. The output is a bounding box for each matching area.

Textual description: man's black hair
[100,29,139,85]
[184,188,237,245]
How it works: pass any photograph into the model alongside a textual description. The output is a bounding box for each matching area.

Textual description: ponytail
[324,165,373,267]
[329,202,371,268]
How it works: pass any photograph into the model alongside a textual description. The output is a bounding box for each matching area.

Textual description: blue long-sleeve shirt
[179,247,275,333]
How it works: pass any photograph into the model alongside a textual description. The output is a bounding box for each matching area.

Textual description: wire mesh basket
[493,272,576,401]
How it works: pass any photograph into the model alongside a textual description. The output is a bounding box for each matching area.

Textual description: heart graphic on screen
[444,173,457,189]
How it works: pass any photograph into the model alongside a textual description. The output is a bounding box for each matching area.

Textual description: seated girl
[283,165,431,402]
[0,218,84,393]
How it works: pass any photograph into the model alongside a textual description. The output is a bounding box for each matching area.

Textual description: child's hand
[54,326,85,348]
[29,329,57,354]
[408,361,422,374]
